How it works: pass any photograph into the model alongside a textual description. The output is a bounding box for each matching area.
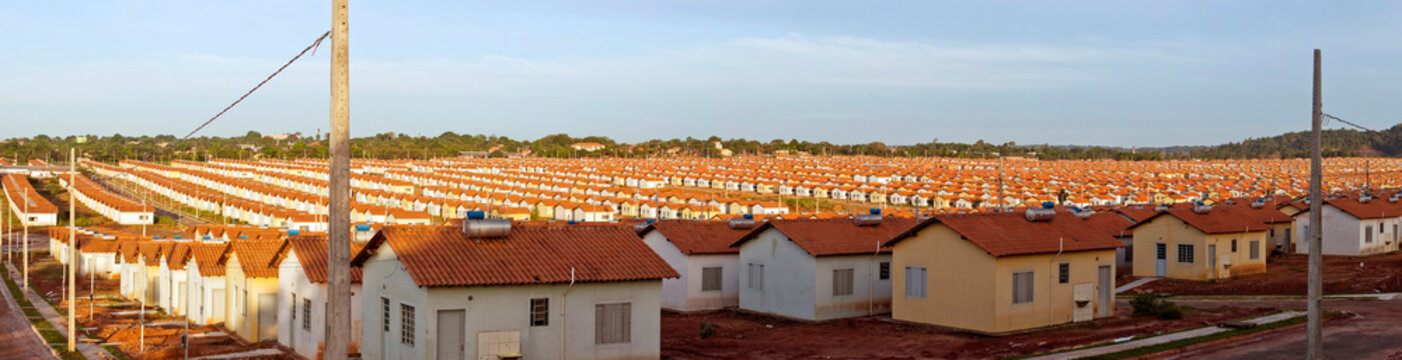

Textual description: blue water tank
[743,214,754,219]
[466,210,486,220]
[238,235,248,239]
[355,224,371,231]
[645,219,655,224]
[1041,201,1055,209]
[288,230,300,236]
[870,208,881,215]
[568,220,577,225]
[152,236,160,240]
[174,235,182,240]
[202,235,212,240]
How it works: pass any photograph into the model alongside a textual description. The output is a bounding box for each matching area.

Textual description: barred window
[1177,244,1195,263]
[400,304,415,346]
[904,266,926,298]
[302,299,311,331]
[879,262,890,280]
[381,297,390,332]
[1058,263,1069,284]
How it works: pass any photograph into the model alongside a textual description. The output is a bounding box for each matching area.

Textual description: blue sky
[3,1,1401,147]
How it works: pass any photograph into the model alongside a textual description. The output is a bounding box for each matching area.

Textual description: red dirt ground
[661,305,1274,359]
[1132,253,1402,296]
[9,248,296,359]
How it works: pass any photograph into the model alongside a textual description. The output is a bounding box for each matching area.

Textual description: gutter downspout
[561,267,575,360]
[1049,236,1063,327]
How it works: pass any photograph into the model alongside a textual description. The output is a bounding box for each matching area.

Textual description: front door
[1097,265,1113,318]
[1154,243,1167,277]
[258,293,277,341]
[437,309,465,360]
[1207,244,1217,279]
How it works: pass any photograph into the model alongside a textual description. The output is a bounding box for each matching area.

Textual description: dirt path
[1167,298,1402,359]
[0,265,55,359]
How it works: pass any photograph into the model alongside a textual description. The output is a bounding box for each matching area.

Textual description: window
[530,298,549,327]
[879,262,890,280]
[747,263,763,290]
[242,289,248,316]
[832,268,854,296]
[1013,271,1034,304]
[1250,240,1260,260]
[698,267,724,292]
[381,297,390,332]
[1058,263,1069,284]
[904,266,926,298]
[1177,244,1195,263]
[302,299,311,331]
[1231,239,1237,252]
[1155,243,1167,260]
[290,293,297,322]
[400,304,415,346]
[1366,226,1374,243]
[595,303,631,344]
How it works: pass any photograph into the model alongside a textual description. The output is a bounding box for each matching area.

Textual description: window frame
[400,304,415,346]
[302,298,312,331]
[1249,240,1260,260]
[530,298,549,327]
[832,268,855,296]
[904,266,927,299]
[747,263,764,290]
[1012,271,1034,305]
[594,302,632,345]
[1177,244,1195,264]
[1058,263,1069,284]
[700,267,723,292]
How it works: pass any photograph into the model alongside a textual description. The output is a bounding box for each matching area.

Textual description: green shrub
[699,321,719,339]
[1129,293,1183,320]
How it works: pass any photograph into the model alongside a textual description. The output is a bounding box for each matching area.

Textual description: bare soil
[1133,253,1402,296]
[661,305,1274,359]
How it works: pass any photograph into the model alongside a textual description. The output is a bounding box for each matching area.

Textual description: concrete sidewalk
[1115,277,1159,294]
[1023,311,1305,360]
[7,262,118,360]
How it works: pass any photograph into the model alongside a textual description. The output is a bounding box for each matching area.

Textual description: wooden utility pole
[326,0,352,359]
[68,147,76,352]
[1307,48,1324,360]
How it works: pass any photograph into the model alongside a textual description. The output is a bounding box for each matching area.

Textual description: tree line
[3,126,1395,165]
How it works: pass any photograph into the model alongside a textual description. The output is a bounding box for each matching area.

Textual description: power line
[183,31,330,139]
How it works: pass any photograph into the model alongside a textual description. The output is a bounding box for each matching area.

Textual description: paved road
[0,265,57,359]
[1168,298,1402,359]
[1,233,50,253]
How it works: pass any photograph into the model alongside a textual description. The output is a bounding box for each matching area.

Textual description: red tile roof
[637,220,748,255]
[1127,206,1270,234]
[887,212,1125,257]
[1324,197,1402,220]
[189,243,229,276]
[353,225,678,288]
[230,240,285,278]
[732,217,919,257]
[167,243,194,269]
[1077,212,1135,238]
[281,235,363,283]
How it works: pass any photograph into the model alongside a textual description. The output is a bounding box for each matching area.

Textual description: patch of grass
[103,345,132,360]
[1077,312,1341,360]
[5,264,87,360]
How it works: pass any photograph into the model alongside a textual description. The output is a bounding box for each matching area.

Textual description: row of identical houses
[56,216,680,360]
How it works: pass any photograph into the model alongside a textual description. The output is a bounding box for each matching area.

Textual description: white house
[637,220,750,312]
[158,243,192,316]
[730,214,917,321]
[186,242,230,326]
[1293,196,1402,256]
[353,220,678,360]
[277,235,364,359]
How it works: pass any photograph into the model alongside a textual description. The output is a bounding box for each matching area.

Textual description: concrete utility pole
[326,0,352,359]
[1307,48,1324,360]
[68,147,77,352]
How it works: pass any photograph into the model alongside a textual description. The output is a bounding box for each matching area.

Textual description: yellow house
[884,211,1123,334]
[224,240,285,343]
[1128,206,1270,280]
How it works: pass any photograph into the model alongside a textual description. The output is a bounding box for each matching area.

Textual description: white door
[1097,265,1113,318]
[258,293,277,341]
[211,289,225,323]
[436,310,465,360]
[1207,244,1217,279]
[1154,243,1167,277]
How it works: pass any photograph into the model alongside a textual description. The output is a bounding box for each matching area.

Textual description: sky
[3,1,1402,147]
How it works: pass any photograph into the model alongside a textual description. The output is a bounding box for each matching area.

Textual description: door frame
[1154,243,1167,277]
[435,308,466,360]
[1207,244,1217,280]
[1097,265,1112,318]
